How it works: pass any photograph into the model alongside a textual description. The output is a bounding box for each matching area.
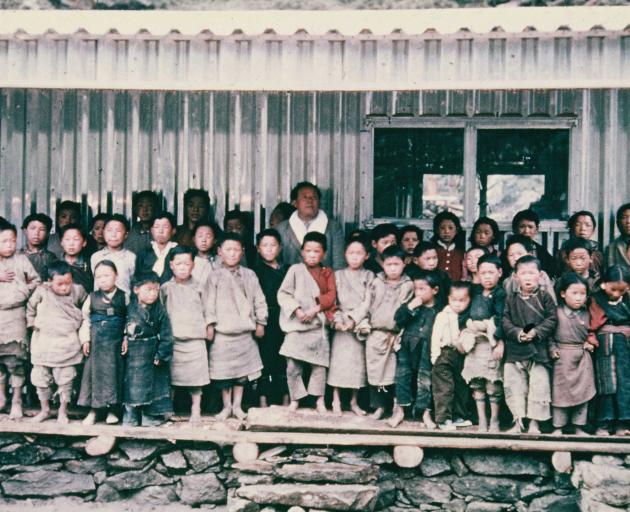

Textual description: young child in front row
[431,281,473,431]
[160,246,211,424]
[389,268,440,428]
[0,220,41,419]
[206,233,267,421]
[355,245,414,420]
[550,272,595,436]
[27,261,87,423]
[588,265,630,436]
[411,241,451,309]
[502,255,557,434]
[278,232,337,414]
[328,234,374,417]
[123,272,173,427]
[79,260,128,425]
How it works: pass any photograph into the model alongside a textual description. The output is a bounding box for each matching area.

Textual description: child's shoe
[122,406,140,427]
[106,412,120,425]
[453,418,472,428]
[438,420,457,431]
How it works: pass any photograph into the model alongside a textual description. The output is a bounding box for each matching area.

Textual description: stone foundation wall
[0,433,628,511]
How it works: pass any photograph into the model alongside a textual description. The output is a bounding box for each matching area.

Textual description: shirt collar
[437,240,456,251]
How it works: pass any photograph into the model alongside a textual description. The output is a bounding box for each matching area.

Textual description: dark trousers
[432,346,469,424]
[394,338,431,411]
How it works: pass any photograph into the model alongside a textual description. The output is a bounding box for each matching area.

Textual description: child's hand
[0,269,15,282]
[255,324,265,339]
[344,320,355,332]
[294,308,307,322]
[154,359,161,366]
[206,325,215,342]
[551,349,560,359]
[303,305,321,322]
[408,297,422,310]
[583,341,595,352]
[121,338,128,355]
[455,342,467,354]
[334,322,345,331]
[82,343,90,357]
[491,341,504,361]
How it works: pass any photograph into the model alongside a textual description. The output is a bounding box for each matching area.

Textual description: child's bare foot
[595,427,610,436]
[9,402,23,420]
[315,397,327,415]
[331,400,342,417]
[387,405,405,428]
[350,402,366,416]
[370,407,384,420]
[288,400,299,412]
[574,427,588,436]
[215,407,231,421]
[57,412,69,425]
[82,410,97,426]
[477,418,488,432]
[527,419,541,434]
[488,419,500,433]
[189,413,202,425]
[105,412,119,424]
[32,410,51,423]
[614,427,630,436]
[422,409,436,430]
[0,390,7,412]
[233,407,247,421]
[551,428,563,436]
[508,418,524,433]
[259,396,268,408]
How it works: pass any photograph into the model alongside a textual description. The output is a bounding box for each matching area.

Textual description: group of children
[0,193,628,437]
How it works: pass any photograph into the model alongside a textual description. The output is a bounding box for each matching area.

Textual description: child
[26,261,87,423]
[605,203,630,274]
[224,210,257,268]
[432,211,465,282]
[502,255,557,433]
[0,220,41,418]
[463,246,488,284]
[550,272,595,436]
[561,237,599,292]
[503,235,556,303]
[557,211,603,275]
[588,265,630,436]
[123,272,173,427]
[254,229,290,407]
[389,268,440,428]
[412,241,451,309]
[365,223,398,275]
[21,213,57,280]
[160,246,211,424]
[126,190,159,255]
[328,234,374,417]
[192,221,222,285]
[278,232,336,414]
[512,209,557,279]
[176,189,213,248]
[89,213,109,254]
[79,260,128,425]
[398,225,423,265]
[135,212,178,283]
[431,281,473,431]
[206,233,267,420]
[269,202,296,229]
[60,224,93,293]
[461,254,506,432]
[355,245,413,420]
[470,217,501,255]
[48,200,81,259]
[91,214,136,294]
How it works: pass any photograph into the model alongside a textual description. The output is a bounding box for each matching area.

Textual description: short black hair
[256,228,282,246]
[567,210,596,232]
[290,181,322,202]
[169,245,195,260]
[398,225,423,243]
[449,280,472,296]
[0,220,17,236]
[556,272,589,303]
[407,267,442,289]
[512,209,540,233]
[55,200,81,224]
[47,260,72,280]
[616,203,630,232]
[433,211,462,235]
[105,214,130,232]
[132,271,161,288]
[601,264,630,285]
[470,216,500,247]
[223,209,248,230]
[59,223,87,240]
[22,213,53,232]
[94,259,118,274]
[505,234,536,254]
[381,244,405,262]
[219,232,244,248]
[477,253,502,270]
[90,213,110,230]
[192,220,220,238]
[183,188,210,206]
[514,255,541,272]
[345,231,370,253]
[134,190,159,208]
[371,223,399,243]
[564,237,592,255]
[302,231,327,251]
[413,241,438,258]
[466,246,489,256]
[270,202,296,221]
[151,212,176,229]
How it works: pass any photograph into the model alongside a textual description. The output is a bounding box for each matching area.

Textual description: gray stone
[65,458,108,474]
[292,454,329,463]
[529,493,579,512]
[177,472,227,506]
[519,482,555,500]
[591,455,623,466]
[277,462,379,484]
[236,483,379,511]
[259,446,287,461]
[228,497,261,512]
[237,474,275,486]
[462,452,550,477]
[94,471,107,485]
[1,470,95,498]
[129,484,179,504]
[0,435,24,448]
[95,483,122,502]
[161,450,188,471]
[183,448,221,472]
[107,453,153,470]
[371,450,394,465]
[293,447,338,458]
[375,479,396,509]
[33,436,68,448]
[119,440,163,461]
[11,462,64,473]
[405,478,452,505]
[451,476,521,502]
[420,505,441,511]
[333,455,373,467]
[579,489,625,512]
[49,448,82,462]
[104,468,173,491]
[420,453,452,477]
[466,502,511,512]
[0,443,54,466]
[450,455,469,476]
[624,455,630,467]
[572,461,630,507]
[232,461,275,474]
[443,498,466,512]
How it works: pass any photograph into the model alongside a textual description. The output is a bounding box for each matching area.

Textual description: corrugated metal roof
[0,7,629,91]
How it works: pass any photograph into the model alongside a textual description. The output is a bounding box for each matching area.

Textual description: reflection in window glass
[485,175,545,222]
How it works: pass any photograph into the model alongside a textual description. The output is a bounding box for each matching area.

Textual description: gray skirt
[208,331,263,381]
[170,338,210,387]
[327,331,367,389]
[462,336,503,384]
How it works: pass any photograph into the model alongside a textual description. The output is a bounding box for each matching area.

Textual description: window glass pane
[476,129,569,222]
[374,128,464,219]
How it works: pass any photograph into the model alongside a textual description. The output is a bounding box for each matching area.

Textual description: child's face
[151,218,174,245]
[104,220,128,249]
[620,208,630,236]
[413,279,437,305]
[61,228,87,257]
[134,281,160,305]
[218,240,244,268]
[24,221,49,249]
[382,256,405,281]
[515,262,541,293]
[57,208,78,229]
[465,248,485,274]
[566,248,591,275]
[91,220,106,245]
[372,235,397,256]
[478,262,502,291]
[561,283,588,310]
[344,241,368,270]
[0,230,17,258]
[507,243,529,269]
[94,265,117,293]
[572,215,595,240]
[136,197,156,223]
[473,223,494,248]
[226,218,245,236]
[400,231,420,255]
[301,241,325,267]
[437,220,457,244]
[417,249,438,271]
[448,287,471,314]
[170,253,194,280]
[194,226,215,254]
[186,196,208,225]
[601,280,629,302]
[257,235,281,264]
[269,211,285,228]
[50,272,73,296]
[517,219,538,239]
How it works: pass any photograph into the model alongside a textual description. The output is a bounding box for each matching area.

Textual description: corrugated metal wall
[1,88,628,243]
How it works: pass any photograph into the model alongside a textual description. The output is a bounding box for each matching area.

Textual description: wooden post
[393,445,424,468]
[551,451,572,473]
[233,442,259,463]
[85,435,116,457]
